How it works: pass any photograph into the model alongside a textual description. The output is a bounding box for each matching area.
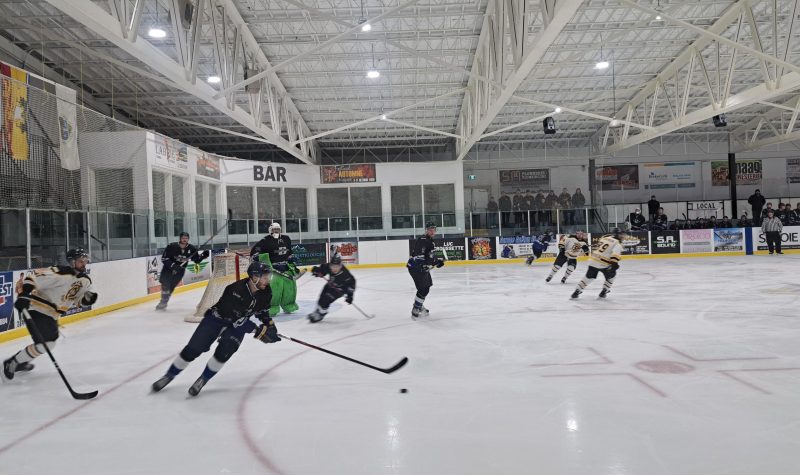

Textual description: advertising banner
[468,237,496,260]
[711,160,762,186]
[498,235,559,259]
[650,230,680,254]
[680,228,714,253]
[642,161,697,189]
[499,168,550,192]
[195,149,221,179]
[752,225,800,251]
[593,231,649,255]
[146,255,164,294]
[787,158,800,184]
[713,228,745,252]
[182,259,212,285]
[0,271,15,333]
[329,242,359,264]
[407,238,466,261]
[595,165,639,191]
[153,135,189,170]
[292,243,327,266]
[687,201,724,219]
[321,164,376,184]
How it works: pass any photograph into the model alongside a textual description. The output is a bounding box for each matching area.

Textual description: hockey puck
[399,388,408,393]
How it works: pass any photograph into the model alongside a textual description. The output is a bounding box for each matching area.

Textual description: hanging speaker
[712,114,727,127]
[543,116,556,134]
[180,0,195,30]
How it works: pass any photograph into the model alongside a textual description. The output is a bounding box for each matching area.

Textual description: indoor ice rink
[2,0,800,474]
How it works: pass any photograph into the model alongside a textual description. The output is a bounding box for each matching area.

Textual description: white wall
[89,257,149,308]
[357,240,410,265]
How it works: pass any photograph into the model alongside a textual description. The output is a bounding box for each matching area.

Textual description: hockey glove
[200,250,210,259]
[14,297,30,312]
[582,244,590,254]
[311,266,323,277]
[81,291,98,306]
[254,319,280,343]
[609,261,620,271]
[345,293,354,304]
[435,259,445,268]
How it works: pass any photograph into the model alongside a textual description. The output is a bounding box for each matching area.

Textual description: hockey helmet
[66,248,89,261]
[425,222,437,230]
[268,222,282,234]
[247,261,272,279]
[329,254,342,265]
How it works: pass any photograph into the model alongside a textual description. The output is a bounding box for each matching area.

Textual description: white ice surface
[1,256,800,475]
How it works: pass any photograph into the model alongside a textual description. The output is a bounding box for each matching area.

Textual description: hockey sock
[413,296,425,310]
[166,354,191,377]
[548,265,562,279]
[200,357,225,381]
[160,290,171,303]
[14,342,56,364]
[577,277,593,290]
[564,265,575,278]
[316,304,328,316]
[603,277,615,291]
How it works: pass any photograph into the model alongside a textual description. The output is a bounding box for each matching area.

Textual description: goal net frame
[185,251,251,322]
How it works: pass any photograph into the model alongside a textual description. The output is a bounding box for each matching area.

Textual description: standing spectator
[761,209,784,254]
[776,203,791,224]
[647,195,660,223]
[487,195,498,229]
[512,188,525,227]
[760,202,774,222]
[627,208,646,230]
[558,187,573,225]
[543,190,558,225]
[651,208,668,230]
[793,203,800,224]
[499,191,512,228]
[748,189,766,225]
[572,188,586,224]
[534,190,546,226]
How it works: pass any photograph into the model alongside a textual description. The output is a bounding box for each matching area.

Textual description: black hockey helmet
[247,261,272,279]
[179,231,190,238]
[330,254,342,265]
[66,248,89,261]
[425,222,437,230]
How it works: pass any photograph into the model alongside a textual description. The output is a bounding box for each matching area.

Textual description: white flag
[55,84,79,170]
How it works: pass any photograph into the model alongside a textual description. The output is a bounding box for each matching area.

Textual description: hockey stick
[20,309,98,400]
[277,334,407,374]
[351,303,375,319]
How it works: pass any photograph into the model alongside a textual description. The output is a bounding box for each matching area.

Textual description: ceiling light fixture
[381,114,387,120]
[554,107,563,113]
[366,43,380,79]
[361,23,372,32]
[595,60,609,70]
[358,0,371,32]
[207,76,221,84]
[148,27,166,38]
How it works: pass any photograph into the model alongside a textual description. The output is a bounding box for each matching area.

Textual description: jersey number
[596,243,610,253]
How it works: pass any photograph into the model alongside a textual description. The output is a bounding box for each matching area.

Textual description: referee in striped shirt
[761,209,784,255]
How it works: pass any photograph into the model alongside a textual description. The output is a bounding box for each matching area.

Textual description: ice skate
[188,376,208,397]
[151,374,174,392]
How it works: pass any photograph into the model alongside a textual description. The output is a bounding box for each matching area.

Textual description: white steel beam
[43,0,316,164]
[454,0,583,161]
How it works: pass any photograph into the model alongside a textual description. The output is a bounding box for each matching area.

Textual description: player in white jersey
[545,231,589,284]
[571,229,623,299]
[3,249,97,381]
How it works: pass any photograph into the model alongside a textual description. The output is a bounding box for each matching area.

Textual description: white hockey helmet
[268,222,282,234]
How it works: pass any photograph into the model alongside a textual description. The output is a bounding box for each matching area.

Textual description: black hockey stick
[351,303,375,319]
[277,334,407,374]
[21,309,98,400]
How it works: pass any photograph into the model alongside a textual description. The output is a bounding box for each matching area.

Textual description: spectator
[534,190,545,226]
[708,216,718,228]
[499,191,512,228]
[512,189,525,228]
[776,203,791,224]
[487,196,498,229]
[793,203,800,224]
[748,190,766,225]
[760,202,774,222]
[627,208,646,230]
[719,216,733,228]
[651,207,669,230]
[544,190,557,225]
[572,188,586,225]
[761,209,784,254]
[647,195,660,223]
[524,190,535,213]
[558,187,573,225]
[738,212,752,228]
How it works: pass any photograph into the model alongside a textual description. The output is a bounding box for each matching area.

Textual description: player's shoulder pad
[54,265,76,275]
[76,272,92,283]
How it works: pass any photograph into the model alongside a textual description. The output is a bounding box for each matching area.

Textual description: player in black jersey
[307,255,357,323]
[156,232,209,310]
[151,261,280,396]
[407,222,444,318]
[250,223,293,271]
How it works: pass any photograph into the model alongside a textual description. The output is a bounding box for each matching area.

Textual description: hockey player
[407,222,444,318]
[307,255,356,323]
[525,232,554,265]
[151,261,280,396]
[3,249,97,381]
[156,232,209,310]
[571,228,623,299]
[545,231,590,283]
[250,222,301,316]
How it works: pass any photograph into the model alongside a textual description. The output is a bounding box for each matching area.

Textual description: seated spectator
[719,216,733,228]
[794,203,800,223]
[708,216,718,228]
[651,207,669,230]
[792,203,800,225]
[776,203,791,224]
[694,218,707,229]
[738,213,752,227]
[627,208,646,230]
[761,202,774,221]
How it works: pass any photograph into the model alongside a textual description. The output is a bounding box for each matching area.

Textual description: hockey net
[186,251,251,322]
